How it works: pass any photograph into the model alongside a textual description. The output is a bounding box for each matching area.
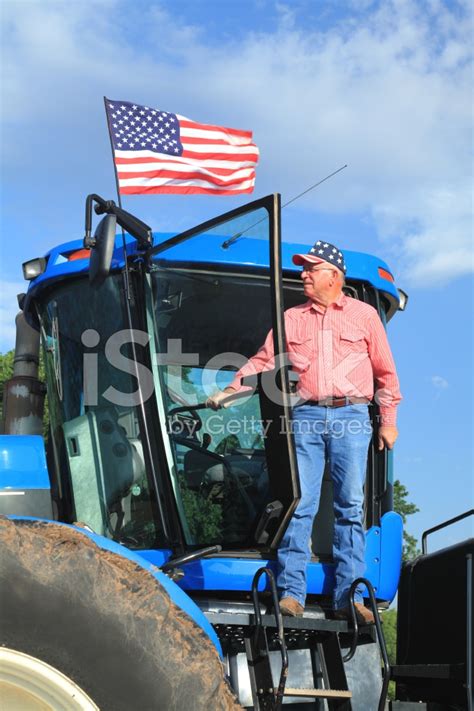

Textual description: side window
[37,277,165,549]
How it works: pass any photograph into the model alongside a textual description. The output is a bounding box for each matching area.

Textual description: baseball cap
[292,240,346,273]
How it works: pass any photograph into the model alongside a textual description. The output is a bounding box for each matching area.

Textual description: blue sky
[1,0,472,549]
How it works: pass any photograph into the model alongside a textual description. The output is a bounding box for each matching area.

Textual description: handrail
[342,578,390,711]
[422,509,474,554]
[251,567,289,711]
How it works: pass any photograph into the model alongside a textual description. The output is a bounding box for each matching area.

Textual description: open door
[146,194,300,550]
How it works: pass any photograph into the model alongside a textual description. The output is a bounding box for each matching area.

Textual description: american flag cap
[292,240,346,273]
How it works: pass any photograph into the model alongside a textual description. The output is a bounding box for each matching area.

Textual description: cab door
[147,194,300,550]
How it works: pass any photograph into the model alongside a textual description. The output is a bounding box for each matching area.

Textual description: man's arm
[367,312,402,450]
[206,329,275,410]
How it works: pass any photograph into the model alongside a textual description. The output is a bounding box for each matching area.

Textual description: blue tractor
[0,194,470,710]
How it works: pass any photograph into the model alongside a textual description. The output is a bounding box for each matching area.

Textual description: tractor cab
[20,193,404,606]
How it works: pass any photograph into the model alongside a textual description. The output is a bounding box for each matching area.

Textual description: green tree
[393,479,420,560]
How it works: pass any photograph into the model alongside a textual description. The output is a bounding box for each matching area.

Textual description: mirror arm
[84,194,153,250]
[84,194,112,247]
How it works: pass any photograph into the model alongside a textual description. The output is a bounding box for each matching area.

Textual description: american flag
[105,99,259,196]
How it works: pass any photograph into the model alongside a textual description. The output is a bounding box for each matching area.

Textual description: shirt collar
[302,292,347,313]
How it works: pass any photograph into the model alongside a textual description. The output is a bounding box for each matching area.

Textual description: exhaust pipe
[2,312,46,435]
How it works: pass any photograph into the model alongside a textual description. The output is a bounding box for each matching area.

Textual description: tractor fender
[0,516,241,711]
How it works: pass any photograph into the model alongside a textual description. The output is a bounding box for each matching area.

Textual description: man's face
[300,263,340,301]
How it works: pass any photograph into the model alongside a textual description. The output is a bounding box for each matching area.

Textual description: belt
[306,396,370,408]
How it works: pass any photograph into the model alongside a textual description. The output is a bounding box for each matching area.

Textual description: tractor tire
[0,517,242,711]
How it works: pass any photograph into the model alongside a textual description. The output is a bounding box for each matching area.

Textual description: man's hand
[378,425,398,450]
[205,388,236,410]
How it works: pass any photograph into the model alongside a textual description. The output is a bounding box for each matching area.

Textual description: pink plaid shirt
[229,293,401,426]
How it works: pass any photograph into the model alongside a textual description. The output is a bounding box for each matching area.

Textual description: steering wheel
[167,403,207,434]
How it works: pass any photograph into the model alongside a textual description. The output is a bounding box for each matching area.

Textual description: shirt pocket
[339,328,367,357]
[287,337,313,372]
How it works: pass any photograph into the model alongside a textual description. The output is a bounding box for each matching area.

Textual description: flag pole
[103,96,124,209]
[103,96,132,299]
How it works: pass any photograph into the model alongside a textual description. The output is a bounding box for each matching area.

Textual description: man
[207,241,401,624]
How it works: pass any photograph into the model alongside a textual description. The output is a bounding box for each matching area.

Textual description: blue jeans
[277,404,372,609]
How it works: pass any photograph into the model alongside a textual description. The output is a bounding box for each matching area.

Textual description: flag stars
[107,102,182,155]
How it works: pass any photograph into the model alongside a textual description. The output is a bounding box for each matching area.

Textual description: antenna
[222,164,347,250]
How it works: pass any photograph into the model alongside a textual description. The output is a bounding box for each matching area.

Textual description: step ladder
[206,570,390,710]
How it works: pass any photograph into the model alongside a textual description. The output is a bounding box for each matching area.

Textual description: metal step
[205,610,375,633]
[282,687,353,698]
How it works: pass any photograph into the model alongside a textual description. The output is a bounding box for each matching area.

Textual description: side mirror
[89,214,117,287]
[397,288,409,311]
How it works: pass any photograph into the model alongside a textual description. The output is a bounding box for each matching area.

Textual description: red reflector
[67,249,90,261]
[378,267,394,283]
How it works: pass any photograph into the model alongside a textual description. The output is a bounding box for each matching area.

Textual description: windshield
[37,276,166,549]
[148,204,296,548]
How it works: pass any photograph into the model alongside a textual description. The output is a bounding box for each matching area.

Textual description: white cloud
[431,375,449,390]
[0,281,28,353]
[1,0,472,287]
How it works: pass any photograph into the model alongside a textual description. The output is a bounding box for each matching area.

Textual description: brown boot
[333,602,375,625]
[279,597,304,617]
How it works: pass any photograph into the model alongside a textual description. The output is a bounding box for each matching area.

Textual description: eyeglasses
[301,265,336,274]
